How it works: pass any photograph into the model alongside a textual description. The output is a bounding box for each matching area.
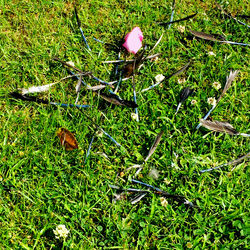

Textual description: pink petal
[123,27,143,54]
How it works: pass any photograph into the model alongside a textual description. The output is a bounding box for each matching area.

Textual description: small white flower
[212,82,221,90]
[208,51,216,56]
[131,112,139,120]
[177,25,185,33]
[66,61,75,67]
[191,99,197,105]
[53,225,70,239]
[160,197,168,207]
[96,129,103,137]
[207,97,216,106]
[148,168,159,180]
[155,74,165,83]
[164,178,172,185]
[178,78,186,84]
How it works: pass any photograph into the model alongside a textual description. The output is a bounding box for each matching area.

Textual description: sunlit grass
[0,0,249,248]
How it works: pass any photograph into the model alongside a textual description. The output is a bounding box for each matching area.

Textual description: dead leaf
[56,128,78,150]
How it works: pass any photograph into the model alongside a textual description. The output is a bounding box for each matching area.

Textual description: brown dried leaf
[56,128,78,150]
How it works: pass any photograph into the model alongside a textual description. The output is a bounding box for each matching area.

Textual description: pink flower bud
[122,27,143,54]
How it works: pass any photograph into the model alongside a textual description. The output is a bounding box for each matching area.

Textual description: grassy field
[0,0,249,249]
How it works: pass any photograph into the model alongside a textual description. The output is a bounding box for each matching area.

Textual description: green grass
[0,0,249,249]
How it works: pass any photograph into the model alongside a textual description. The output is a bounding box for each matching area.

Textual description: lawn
[0,0,249,249]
